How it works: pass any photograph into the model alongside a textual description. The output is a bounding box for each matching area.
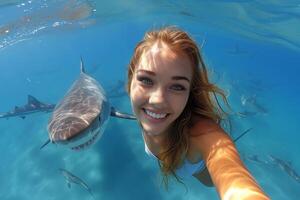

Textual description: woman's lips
[142,108,169,122]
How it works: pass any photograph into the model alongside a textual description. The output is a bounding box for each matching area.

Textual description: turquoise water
[0,1,299,199]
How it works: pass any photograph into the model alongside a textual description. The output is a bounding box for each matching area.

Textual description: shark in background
[0,58,135,151]
[227,43,249,55]
[240,94,268,115]
[0,82,129,120]
[0,95,55,119]
[59,168,95,199]
[107,80,127,99]
[244,153,300,184]
[268,155,300,184]
[243,154,270,165]
[0,83,129,121]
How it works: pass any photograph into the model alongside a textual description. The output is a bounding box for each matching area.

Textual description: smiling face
[129,42,193,137]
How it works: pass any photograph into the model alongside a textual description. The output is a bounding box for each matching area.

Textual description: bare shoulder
[188,117,233,161]
[189,117,230,141]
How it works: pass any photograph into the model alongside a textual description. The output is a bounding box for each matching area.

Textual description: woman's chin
[142,125,159,135]
[142,125,169,137]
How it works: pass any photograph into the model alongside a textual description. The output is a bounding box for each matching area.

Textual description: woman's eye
[137,76,153,86]
[170,84,186,91]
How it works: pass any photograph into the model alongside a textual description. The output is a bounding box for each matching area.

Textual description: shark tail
[80,181,95,200]
[89,190,96,200]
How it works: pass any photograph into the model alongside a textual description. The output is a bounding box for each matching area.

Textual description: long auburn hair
[127,26,229,186]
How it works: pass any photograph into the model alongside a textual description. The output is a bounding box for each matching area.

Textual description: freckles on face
[129,44,193,135]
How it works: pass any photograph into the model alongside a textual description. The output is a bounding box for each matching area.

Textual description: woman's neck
[143,131,168,156]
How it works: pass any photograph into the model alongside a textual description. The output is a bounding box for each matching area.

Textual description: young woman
[127,26,269,200]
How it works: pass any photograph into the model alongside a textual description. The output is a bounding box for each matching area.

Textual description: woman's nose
[148,87,167,106]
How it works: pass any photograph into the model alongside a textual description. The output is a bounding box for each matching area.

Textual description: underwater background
[0,0,299,199]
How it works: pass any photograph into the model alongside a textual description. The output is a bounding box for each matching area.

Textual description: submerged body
[145,141,206,177]
[127,27,269,199]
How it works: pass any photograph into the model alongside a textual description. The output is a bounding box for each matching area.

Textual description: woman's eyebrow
[172,76,190,83]
[136,69,190,83]
[136,69,155,75]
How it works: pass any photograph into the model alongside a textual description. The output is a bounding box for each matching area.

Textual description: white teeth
[145,109,167,119]
[71,131,99,150]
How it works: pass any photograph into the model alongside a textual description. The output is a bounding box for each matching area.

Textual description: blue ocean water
[0,0,299,199]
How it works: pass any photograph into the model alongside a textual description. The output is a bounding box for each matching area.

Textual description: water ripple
[0,0,97,50]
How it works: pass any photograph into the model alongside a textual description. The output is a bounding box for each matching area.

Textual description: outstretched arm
[191,122,269,200]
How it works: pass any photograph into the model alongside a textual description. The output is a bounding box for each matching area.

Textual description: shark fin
[110,107,136,120]
[28,95,42,106]
[80,57,86,73]
[40,139,51,149]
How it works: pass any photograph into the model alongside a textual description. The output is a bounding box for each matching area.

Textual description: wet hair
[127,26,229,187]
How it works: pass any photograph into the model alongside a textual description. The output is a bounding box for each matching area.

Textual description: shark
[237,110,258,118]
[0,95,55,119]
[240,94,268,115]
[245,154,269,165]
[227,43,249,55]
[107,80,127,99]
[0,84,128,120]
[40,58,135,150]
[268,155,300,184]
[59,168,95,199]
